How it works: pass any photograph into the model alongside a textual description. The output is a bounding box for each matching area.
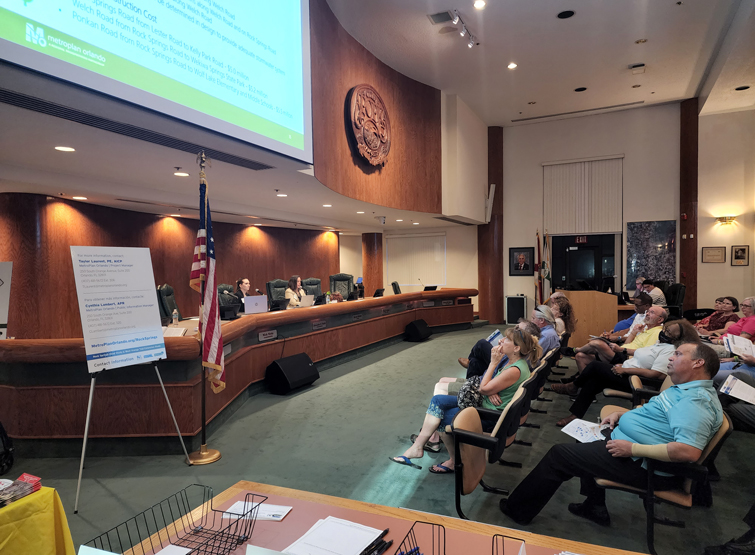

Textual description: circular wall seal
[349,84,391,166]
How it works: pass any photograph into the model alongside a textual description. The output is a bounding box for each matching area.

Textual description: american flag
[189,172,225,393]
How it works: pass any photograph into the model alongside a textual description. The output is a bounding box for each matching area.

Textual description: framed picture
[509,247,535,276]
[702,247,726,263]
[732,245,750,266]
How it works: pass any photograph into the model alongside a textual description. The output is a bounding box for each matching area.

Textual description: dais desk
[0,290,476,443]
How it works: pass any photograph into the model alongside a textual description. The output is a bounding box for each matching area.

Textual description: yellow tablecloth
[0,486,75,555]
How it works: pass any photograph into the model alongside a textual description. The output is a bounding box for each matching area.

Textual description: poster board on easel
[0,262,12,340]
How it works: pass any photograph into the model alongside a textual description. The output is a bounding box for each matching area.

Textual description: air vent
[427,11,453,24]
[0,88,275,171]
[512,101,645,122]
[434,216,475,226]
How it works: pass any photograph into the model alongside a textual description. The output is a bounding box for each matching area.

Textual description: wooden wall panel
[679,98,698,310]
[310,0,442,213]
[478,127,505,323]
[361,233,383,294]
[0,193,340,339]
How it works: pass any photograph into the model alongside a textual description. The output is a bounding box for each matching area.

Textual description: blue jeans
[427,394,461,432]
[713,361,755,388]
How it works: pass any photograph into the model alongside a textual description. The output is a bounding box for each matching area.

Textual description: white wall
[442,94,488,223]
[382,226,479,310]
[502,104,681,298]
[698,110,755,308]
[338,234,362,280]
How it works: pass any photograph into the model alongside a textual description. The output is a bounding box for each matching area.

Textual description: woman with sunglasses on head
[695,296,740,335]
[389,328,541,474]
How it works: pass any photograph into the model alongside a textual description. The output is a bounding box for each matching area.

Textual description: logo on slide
[25,23,46,47]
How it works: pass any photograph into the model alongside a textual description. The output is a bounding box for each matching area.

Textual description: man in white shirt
[642,279,667,306]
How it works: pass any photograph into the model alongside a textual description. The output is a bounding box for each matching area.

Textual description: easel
[73,363,191,513]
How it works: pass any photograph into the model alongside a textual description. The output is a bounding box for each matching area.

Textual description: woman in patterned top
[696,296,740,335]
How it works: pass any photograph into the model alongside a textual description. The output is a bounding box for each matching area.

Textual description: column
[478,127,504,323]
[362,233,383,295]
[680,98,698,310]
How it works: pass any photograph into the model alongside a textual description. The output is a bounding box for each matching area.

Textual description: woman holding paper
[712,297,755,345]
[389,328,540,474]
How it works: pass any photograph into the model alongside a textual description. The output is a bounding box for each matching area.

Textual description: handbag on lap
[457,375,484,409]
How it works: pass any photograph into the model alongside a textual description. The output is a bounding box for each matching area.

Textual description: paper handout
[720,375,755,405]
[283,516,382,555]
[561,419,608,443]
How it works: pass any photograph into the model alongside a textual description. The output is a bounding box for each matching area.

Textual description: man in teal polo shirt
[500,341,722,526]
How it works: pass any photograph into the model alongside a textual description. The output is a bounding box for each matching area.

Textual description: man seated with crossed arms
[500,341,722,527]
[562,305,667,374]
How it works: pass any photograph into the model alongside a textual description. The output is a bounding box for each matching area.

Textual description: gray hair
[533,305,556,325]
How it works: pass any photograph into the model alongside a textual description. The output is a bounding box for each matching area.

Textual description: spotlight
[468,37,475,48]
[460,25,467,37]
[452,9,459,24]
[474,0,486,8]
[508,62,517,69]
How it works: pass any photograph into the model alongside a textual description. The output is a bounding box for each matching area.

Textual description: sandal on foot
[389,456,422,470]
[410,433,442,453]
[429,463,454,474]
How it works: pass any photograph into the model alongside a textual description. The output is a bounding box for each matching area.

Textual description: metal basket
[491,533,527,554]
[84,484,267,555]
[394,521,445,555]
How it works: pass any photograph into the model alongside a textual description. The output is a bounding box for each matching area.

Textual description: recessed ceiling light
[323,204,332,208]
[72,196,87,200]
[396,219,403,222]
[635,38,648,44]
[528,101,536,105]
[413,222,420,225]
[632,84,641,88]
[174,171,190,177]
[339,232,343,235]
[169,214,181,217]
[574,87,587,92]
[508,62,517,69]
[357,211,365,214]
[55,146,75,152]
[277,193,287,197]
[474,0,486,9]
[557,10,575,19]
[254,223,262,226]
[735,85,750,91]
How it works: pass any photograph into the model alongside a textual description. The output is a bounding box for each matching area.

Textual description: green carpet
[12,326,755,554]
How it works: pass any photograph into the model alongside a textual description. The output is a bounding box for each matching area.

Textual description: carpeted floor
[13,325,755,554]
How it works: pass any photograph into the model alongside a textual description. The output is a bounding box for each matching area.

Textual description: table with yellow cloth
[0,486,75,555]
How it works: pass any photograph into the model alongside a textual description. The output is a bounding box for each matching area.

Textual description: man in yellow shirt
[564,305,667,372]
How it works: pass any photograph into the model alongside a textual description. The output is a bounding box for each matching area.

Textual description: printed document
[283,516,381,555]
[720,375,755,405]
[561,419,608,443]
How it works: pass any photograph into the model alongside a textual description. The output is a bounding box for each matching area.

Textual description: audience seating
[392,281,401,295]
[602,374,669,406]
[664,283,686,317]
[158,284,182,320]
[550,332,571,376]
[301,277,322,297]
[595,405,733,555]
[683,308,715,322]
[266,279,289,302]
[448,388,528,519]
[329,273,354,297]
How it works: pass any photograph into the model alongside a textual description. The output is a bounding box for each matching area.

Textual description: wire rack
[393,521,445,555]
[84,484,267,555]
[491,533,527,555]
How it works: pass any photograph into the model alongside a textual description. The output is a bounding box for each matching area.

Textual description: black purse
[457,375,484,409]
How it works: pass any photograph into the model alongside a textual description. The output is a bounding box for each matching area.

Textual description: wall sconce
[716,216,737,225]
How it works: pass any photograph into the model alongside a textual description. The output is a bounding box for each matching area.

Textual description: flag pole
[188,151,221,465]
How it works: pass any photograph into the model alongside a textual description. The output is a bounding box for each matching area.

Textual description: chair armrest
[646,458,709,482]
[451,428,499,451]
[475,407,502,421]
[600,405,630,419]
[632,387,663,403]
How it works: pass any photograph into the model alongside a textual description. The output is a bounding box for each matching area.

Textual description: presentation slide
[0,0,312,162]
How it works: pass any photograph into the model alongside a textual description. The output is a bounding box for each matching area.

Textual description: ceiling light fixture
[474,0,486,9]
[173,167,189,177]
[460,25,467,37]
[413,222,420,225]
[508,62,517,69]
[468,37,475,48]
[254,223,262,226]
[357,211,365,214]
[557,10,575,19]
[72,196,87,200]
[735,85,750,91]
[451,9,460,24]
[323,204,332,207]
[55,146,75,152]
[396,219,403,222]
[277,193,287,197]
[635,38,648,44]
[632,84,641,88]
[169,214,181,217]
[574,87,587,92]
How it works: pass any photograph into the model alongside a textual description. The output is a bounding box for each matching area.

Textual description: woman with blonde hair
[390,328,542,474]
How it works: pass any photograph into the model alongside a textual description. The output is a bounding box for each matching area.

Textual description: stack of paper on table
[283,516,382,555]
[223,500,292,521]
[561,419,609,443]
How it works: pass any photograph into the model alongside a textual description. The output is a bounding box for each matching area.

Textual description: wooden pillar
[362,233,383,293]
[680,98,698,310]
[478,127,504,323]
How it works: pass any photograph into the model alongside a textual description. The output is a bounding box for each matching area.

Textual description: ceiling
[327,0,755,123]
[1,1,753,234]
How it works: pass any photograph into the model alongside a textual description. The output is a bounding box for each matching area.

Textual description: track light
[468,37,475,48]
[452,9,459,24]
[460,25,467,37]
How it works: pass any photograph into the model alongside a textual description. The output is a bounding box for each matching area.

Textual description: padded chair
[551,332,572,376]
[329,273,354,298]
[301,277,322,298]
[156,286,169,321]
[217,283,235,297]
[449,388,528,519]
[266,279,289,301]
[391,281,401,295]
[603,374,671,406]
[683,308,715,322]
[158,284,182,321]
[595,405,733,555]
[664,283,686,317]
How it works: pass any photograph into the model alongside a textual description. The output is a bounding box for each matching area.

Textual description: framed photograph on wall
[509,247,535,276]
[732,245,750,266]
[702,247,726,263]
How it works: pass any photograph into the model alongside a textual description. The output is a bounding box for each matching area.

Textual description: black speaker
[265,353,319,395]
[405,319,432,342]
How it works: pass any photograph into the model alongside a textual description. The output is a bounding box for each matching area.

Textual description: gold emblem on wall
[348,84,391,166]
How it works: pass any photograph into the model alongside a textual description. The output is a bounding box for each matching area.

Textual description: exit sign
[575,236,588,244]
